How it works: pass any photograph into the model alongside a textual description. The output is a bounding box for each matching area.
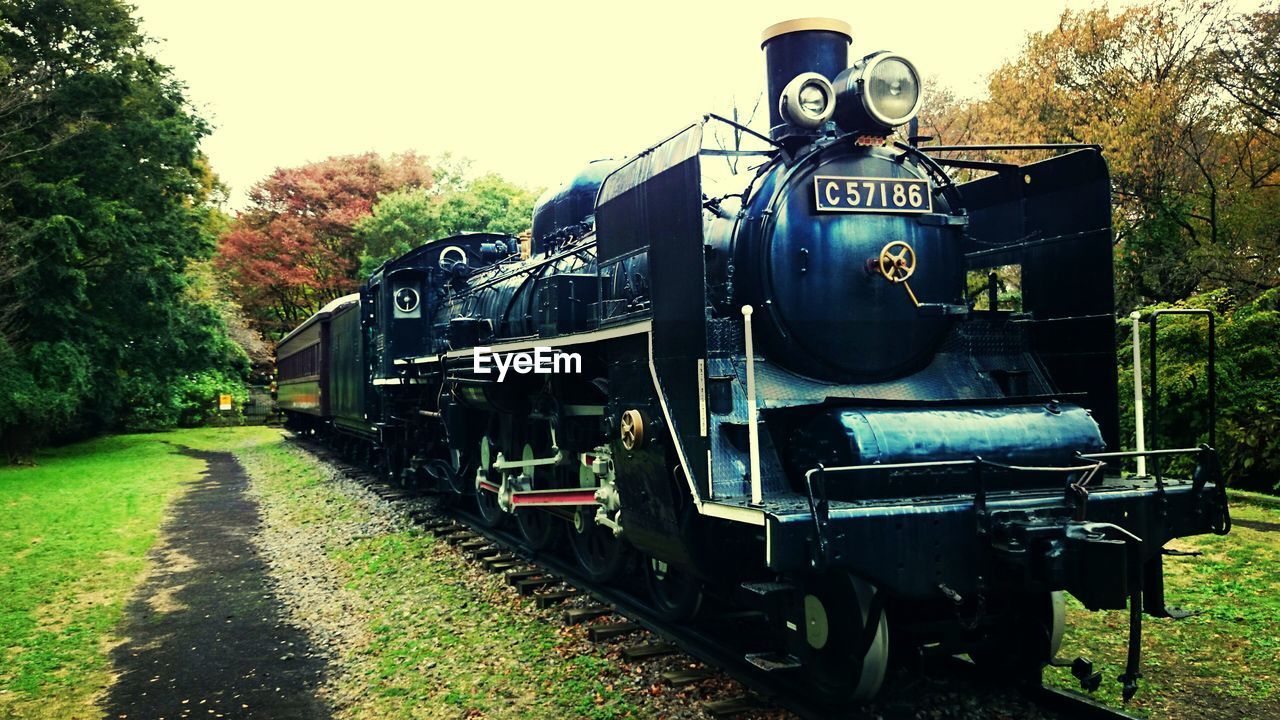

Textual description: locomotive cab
[367,232,520,378]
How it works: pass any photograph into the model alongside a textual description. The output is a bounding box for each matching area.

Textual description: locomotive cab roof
[366,231,520,284]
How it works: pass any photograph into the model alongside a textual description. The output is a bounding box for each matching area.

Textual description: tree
[1214,6,1280,144]
[215,152,432,336]
[355,187,440,276]
[0,0,247,458]
[356,172,537,274]
[919,1,1280,307]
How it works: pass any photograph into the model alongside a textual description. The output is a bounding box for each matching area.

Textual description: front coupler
[989,512,1147,699]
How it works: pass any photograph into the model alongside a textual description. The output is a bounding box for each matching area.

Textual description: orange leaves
[215,152,434,336]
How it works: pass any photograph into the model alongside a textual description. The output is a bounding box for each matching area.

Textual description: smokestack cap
[760,17,852,47]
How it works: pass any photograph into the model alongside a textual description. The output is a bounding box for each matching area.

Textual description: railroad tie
[588,621,639,642]
[516,577,557,596]
[466,546,503,560]
[661,668,713,686]
[702,695,765,717]
[443,531,478,546]
[504,569,544,585]
[562,606,611,625]
[621,642,676,661]
[534,590,580,608]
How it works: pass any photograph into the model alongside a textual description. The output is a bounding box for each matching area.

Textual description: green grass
[1046,497,1280,719]
[0,429,261,719]
[236,432,641,720]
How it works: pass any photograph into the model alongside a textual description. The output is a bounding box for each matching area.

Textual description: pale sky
[127,0,1259,208]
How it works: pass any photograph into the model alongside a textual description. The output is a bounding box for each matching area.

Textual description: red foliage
[216,152,432,335]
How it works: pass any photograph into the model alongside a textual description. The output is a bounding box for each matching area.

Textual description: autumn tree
[215,152,432,336]
[919,1,1280,307]
[1214,5,1280,144]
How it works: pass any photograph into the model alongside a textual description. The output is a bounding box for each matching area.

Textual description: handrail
[801,456,1104,481]
[800,456,1108,561]
[917,143,1102,153]
[1081,447,1206,460]
[1149,309,1216,450]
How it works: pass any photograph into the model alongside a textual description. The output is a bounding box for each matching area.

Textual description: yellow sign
[219,394,232,411]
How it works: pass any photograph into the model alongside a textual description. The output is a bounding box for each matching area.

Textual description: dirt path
[103,449,329,720]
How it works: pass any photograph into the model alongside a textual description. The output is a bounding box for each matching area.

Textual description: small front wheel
[570,513,626,583]
[645,557,703,622]
[970,590,1066,685]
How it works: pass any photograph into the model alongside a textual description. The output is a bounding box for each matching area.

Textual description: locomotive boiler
[277,17,1231,707]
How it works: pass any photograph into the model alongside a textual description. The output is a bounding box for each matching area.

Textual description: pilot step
[744,652,803,672]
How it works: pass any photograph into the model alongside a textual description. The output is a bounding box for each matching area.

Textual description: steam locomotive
[276,18,1230,705]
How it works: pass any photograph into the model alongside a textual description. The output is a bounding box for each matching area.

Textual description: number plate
[813,175,933,214]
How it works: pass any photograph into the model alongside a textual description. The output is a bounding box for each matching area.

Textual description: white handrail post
[1131,311,1147,477]
[742,305,763,506]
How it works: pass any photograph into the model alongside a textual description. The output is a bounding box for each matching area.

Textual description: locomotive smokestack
[761,18,852,139]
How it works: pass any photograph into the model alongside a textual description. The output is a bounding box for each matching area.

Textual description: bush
[118,370,248,433]
[1118,289,1280,492]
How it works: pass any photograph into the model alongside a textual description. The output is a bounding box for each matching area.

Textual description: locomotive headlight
[866,56,919,123]
[779,72,835,129]
[833,52,923,131]
[798,84,828,116]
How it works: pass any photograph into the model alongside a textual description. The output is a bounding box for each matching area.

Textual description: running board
[744,652,802,672]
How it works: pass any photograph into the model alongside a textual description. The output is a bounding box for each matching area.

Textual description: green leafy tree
[434,173,537,237]
[355,188,441,276]
[1118,289,1280,491]
[0,0,248,458]
[357,171,537,274]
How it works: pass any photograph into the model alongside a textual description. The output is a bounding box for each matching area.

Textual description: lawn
[0,431,206,719]
[0,426,641,720]
[1045,496,1280,719]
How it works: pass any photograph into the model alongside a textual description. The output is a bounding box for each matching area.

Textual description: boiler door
[762,152,962,381]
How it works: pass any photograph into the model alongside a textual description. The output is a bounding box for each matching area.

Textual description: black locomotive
[276,18,1230,705]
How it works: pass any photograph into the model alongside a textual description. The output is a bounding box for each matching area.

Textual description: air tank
[531,159,623,255]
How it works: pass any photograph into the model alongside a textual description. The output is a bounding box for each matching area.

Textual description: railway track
[292,435,1142,720]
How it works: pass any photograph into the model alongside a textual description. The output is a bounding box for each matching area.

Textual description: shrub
[1118,289,1280,492]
